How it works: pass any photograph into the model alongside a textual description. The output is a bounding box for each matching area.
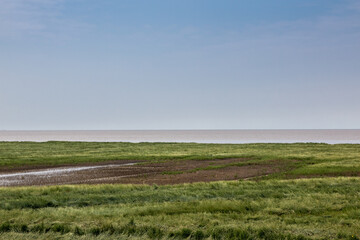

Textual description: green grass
[1,142,360,178]
[0,178,360,239]
[1,142,360,239]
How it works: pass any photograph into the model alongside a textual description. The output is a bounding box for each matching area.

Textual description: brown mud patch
[0,158,286,187]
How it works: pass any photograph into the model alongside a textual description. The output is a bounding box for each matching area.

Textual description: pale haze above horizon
[1,0,360,130]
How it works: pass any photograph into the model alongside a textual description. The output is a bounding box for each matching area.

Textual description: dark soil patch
[0,158,288,186]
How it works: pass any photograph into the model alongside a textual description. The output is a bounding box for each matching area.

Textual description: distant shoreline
[1,129,360,143]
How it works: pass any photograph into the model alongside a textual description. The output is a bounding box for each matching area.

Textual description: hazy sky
[1,0,360,130]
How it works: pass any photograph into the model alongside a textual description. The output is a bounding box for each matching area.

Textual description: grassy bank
[0,178,359,239]
[1,142,360,178]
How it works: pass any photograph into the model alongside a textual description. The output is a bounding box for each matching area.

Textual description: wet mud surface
[0,158,284,187]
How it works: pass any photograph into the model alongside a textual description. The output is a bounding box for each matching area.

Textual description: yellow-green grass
[1,142,360,239]
[1,142,360,178]
[0,178,360,239]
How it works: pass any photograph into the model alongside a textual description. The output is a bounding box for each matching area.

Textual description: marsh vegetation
[0,142,359,239]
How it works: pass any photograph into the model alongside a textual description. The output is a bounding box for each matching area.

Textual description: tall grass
[0,178,359,239]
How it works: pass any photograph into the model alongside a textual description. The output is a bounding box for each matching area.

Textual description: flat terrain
[1,142,360,186]
[0,158,287,186]
[0,142,360,239]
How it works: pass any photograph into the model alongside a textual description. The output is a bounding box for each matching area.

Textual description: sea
[0,130,359,144]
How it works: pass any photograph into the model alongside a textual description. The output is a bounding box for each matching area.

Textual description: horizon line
[1,129,359,131]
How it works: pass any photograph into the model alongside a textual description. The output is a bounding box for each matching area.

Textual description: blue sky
[1,0,360,130]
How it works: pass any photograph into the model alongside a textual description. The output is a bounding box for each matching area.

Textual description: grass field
[0,142,360,239]
[1,142,360,178]
[0,178,360,239]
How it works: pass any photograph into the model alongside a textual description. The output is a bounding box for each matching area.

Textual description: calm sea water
[0,130,359,144]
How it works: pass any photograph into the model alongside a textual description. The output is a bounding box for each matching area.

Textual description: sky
[1,0,360,130]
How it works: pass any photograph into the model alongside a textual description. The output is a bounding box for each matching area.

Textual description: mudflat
[0,158,285,186]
